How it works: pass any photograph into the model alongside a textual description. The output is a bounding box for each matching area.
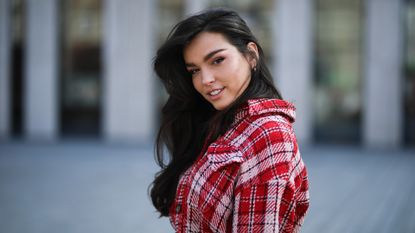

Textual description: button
[175,204,182,213]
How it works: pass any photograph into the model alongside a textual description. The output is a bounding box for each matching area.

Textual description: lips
[208,88,225,96]
[205,87,225,102]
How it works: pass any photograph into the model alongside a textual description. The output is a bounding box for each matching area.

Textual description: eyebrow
[185,48,226,67]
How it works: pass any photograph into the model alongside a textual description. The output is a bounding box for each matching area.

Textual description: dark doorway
[60,0,102,137]
[10,0,25,138]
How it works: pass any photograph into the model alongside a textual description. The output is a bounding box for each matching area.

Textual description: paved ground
[0,141,414,233]
[301,146,415,233]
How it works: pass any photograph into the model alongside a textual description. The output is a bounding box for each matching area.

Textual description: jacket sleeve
[231,117,309,233]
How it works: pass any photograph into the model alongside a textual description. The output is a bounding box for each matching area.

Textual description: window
[314,0,363,144]
[60,0,102,137]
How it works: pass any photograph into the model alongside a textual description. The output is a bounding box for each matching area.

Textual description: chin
[212,101,230,111]
[213,105,225,111]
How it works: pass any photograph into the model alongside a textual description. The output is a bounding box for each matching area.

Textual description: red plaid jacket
[169,99,310,232]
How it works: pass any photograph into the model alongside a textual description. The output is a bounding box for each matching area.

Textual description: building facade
[0,0,414,147]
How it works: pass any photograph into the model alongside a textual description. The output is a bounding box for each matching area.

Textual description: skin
[183,32,259,110]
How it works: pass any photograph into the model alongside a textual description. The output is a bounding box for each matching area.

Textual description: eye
[188,68,200,76]
[212,57,225,65]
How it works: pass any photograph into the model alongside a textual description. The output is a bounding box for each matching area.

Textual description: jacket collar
[233,98,296,125]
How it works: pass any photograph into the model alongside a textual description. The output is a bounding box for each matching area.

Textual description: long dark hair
[150,8,282,216]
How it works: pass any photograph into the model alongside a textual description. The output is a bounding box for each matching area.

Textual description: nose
[201,70,215,85]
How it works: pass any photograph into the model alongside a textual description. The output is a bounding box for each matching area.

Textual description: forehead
[183,32,235,62]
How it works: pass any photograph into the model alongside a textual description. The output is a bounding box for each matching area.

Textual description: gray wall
[24,0,59,141]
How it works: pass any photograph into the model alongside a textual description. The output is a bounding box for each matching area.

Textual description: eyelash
[188,69,199,76]
[187,57,225,76]
[212,57,225,65]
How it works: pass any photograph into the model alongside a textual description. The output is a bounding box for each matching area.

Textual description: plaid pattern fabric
[169,99,310,233]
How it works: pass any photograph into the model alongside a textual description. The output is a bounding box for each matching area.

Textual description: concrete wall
[0,0,11,140]
[274,0,314,145]
[363,0,404,148]
[24,0,59,141]
[103,0,155,144]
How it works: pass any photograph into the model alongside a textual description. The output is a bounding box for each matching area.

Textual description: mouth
[208,88,225,97]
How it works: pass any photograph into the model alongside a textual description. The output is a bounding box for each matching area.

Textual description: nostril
[202,77,215,85]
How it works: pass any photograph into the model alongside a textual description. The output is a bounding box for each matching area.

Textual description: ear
[246,42,259,69]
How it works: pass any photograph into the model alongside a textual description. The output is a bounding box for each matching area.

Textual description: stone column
[103,0,155,144]
[274,0,314,145]
[25,0,59,140]
[0,0,11,140]
[363,0,404,147]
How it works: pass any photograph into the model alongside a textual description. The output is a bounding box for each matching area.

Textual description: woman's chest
[170,147,242,232]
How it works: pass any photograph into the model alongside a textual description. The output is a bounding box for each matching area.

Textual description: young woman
[150,8,309,233]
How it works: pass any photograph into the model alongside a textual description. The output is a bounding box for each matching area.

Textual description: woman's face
[183,32,257,110]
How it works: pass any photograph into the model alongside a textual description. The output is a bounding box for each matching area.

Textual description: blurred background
[0,0,414,232]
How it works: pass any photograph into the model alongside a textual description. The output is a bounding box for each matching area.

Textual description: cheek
[230,58,250,80]
[231,63,251,87]
[192,77,203,94]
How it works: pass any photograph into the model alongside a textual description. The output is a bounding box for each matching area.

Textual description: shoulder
[234,113,297,158]
[203,113,294,172]
[204,98,299,176]
[221,99,301,186]
[225,98,298,153]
